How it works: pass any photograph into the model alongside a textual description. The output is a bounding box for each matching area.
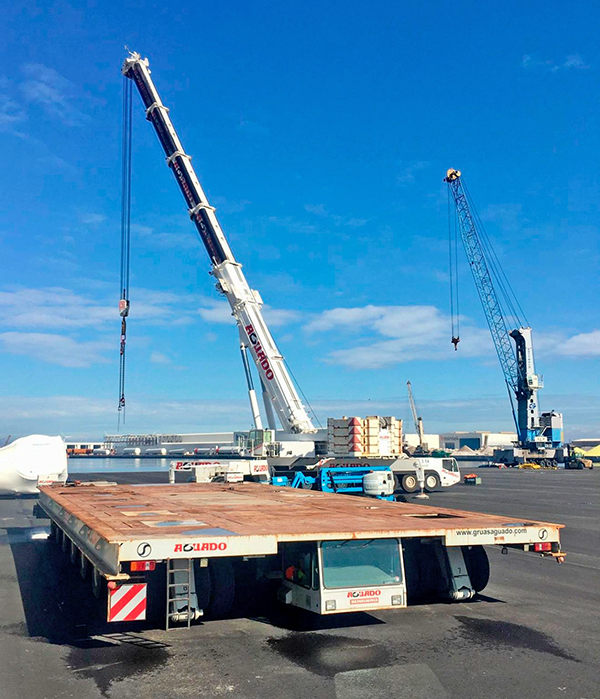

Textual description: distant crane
[444,169,563,463]
[406,381,427,454]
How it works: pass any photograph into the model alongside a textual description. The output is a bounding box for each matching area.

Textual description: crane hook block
[451,336,460,351]
[119,299,130,318]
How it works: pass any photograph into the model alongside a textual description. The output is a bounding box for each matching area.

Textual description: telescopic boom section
[406,381,424,449]
[122,53,315,434]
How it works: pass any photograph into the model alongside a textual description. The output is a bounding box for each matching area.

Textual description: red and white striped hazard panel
[108,583,147,622]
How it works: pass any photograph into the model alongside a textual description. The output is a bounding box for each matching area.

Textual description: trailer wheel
[462,545,490,592]
[49,521,58,542]
[193,562,212,611]
[92,567,105,600]
[424,472,440,492]
[206,559,235,618]
[402,541,421,603]
[79,551,89,580]
[401,474,418,493]
[61,531,69,554]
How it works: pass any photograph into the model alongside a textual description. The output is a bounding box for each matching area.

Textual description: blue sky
[1,1,598,439]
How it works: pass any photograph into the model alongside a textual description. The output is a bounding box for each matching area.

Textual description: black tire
[206,559,235,618]
[401,474,418,493]
[462,545,490,593]
[49,521,58,542]
[402,540,421,603]
[193,563,212,611]
[61,531,69,554]
[424,472,440,492]
[403,540,444,602]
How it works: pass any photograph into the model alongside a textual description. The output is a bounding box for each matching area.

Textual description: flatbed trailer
[38,482,565,629]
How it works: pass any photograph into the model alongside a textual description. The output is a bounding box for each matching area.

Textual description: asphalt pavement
[0,468,598,699]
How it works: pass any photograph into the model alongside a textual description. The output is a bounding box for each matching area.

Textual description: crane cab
[278,538,406,614]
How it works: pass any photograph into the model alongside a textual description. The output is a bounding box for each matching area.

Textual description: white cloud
[304,305,385,333]
[0,331,110,368]
[305,304,600,369]
[197,301,234,325]
[19,63,86,126]
[235,119,268,136]
[211,196,251,214]
[305,304,494,368]
[80,213,106,225]
[36,154,77,175]
[0,287,113,329]
[131,222,199,250]
[522,53,589,72]
[556,330,600,357]
[304,203,368,228]
[0,95,26,130]
[264,307,302,327]
[150,351,172,364]
[563,54,588,69]
[0,395,256,436]
[1,390,596,440]
[396,161,429,186]
[0,286,200,332]
[480,203,524,231]
[267,215,319,237]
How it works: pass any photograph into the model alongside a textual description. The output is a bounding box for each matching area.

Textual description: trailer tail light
[533,543,552,552]
[130,560,156,571]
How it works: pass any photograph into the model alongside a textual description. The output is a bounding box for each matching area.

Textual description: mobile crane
[444,169,563,466]
[406,381,427,453]
[122,53,315,437]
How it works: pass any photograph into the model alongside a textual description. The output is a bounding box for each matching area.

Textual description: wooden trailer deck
[39,482,563,572]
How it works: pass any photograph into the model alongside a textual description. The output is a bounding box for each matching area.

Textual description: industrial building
[439,431,517,451]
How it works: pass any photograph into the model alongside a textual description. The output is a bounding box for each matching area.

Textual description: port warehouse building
[66,430,518,454]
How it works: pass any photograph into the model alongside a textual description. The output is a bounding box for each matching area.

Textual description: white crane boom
[122,53,315,434]
[406,381,425,449]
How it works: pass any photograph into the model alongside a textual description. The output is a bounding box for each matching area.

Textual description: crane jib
[125,63,227,266]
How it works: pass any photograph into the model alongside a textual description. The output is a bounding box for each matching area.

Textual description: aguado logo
[347,589,381,598]
[174,542,228,553]
[245,324,275,380]
[137,542,152,558]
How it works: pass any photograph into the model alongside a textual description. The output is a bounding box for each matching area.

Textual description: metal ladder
[166,558,192,630]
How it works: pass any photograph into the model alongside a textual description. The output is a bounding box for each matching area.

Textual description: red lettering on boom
[244,325,274,380]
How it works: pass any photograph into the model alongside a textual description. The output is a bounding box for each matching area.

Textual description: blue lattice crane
[444,169,562,455]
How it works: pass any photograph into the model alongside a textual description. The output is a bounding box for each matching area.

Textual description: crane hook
[451,336,460,351]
